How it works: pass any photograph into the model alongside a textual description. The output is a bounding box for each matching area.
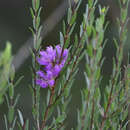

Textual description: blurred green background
[0,0,130,129]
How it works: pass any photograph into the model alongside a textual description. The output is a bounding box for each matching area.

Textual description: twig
[40,86,55,130]
[90,98,95,130]
[59,2,77,62]
[100,82,114,130]
[53,42,83,106]
[12,0,75,71]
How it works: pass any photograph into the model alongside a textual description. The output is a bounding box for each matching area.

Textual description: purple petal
[36,79,48,88]
[36,71,45,78]
[37,57,48,65]
[46,46,53,54]
[46,71,53,80]
[53,65,61,77]
[63,49,68,58]
[39,51,47,57]
[36,44,69,88]
[61,59,66,66]
[55,45,62,57]
[46,46,56,61]
[48,79,55,87]
[45,63,53,70]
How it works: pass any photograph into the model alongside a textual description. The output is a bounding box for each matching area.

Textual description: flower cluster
[36,45,68,88]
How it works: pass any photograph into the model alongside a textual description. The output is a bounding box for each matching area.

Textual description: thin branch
[100,82,114,130]
[90,98,95,130]
[12,0,75,71]
[40,86,55,130]
[52,33,84,106]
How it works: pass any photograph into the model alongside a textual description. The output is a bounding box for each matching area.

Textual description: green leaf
[36,16,40,30]
[25,120,29,130]
[35,0,40,11]
[95,86,100,101]
[30,8,34,19]
[85,64,91,77]
[10,65,15,82]
[9,84,14,99]
[65,36,70,48]
[96,17,103,33]
[86,25,92,37]
[2,41,12,64]
[95,47,102,63]
[12,117,17,129]
[88,0,93,8]
[37,25,42,39]
[60,32,64,47]
[84,72,90,88]
[18,110,24,126]
[121,8,127,23]
[75,0,82,11]
[95,68,100,80]
[67,8,72,24]
[29,27,35,36]
[46,90,51,106]
[37,7,42,18]
[63,20,66,35]
[8,106,14,124]
[14,94,20,107]
[32,0,35,10]
[14,76,24,88]
[70,12,77,26]
[0,42,12,104]
[4,115,8,130]
[69,23,76,36]
[87,44,93,57]
[56,113,66,124]
[36,37,42,50]
[17,122,22,130]
[74,34,78,46]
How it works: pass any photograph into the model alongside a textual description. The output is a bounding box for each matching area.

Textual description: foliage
[0,42,12,104]
[0,0,130,129]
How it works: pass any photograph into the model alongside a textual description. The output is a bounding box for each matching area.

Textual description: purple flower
[36,45,68,88]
